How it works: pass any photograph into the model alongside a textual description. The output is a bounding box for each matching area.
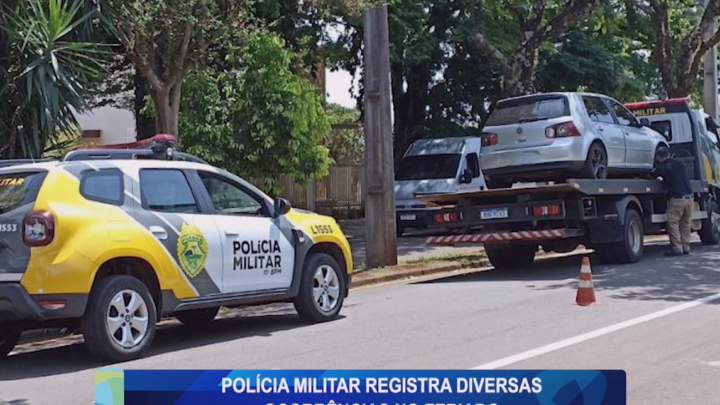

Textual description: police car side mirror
[273,197,292,218]
[639,118,650,127]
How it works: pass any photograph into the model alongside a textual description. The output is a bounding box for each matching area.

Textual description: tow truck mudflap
[426,228,584,245]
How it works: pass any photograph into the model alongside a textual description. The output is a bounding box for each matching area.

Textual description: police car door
[194,170,295,294]
[133,168,224,297]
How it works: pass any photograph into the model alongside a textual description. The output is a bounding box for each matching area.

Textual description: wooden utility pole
[363,5,398,268]
[703,0,719,120]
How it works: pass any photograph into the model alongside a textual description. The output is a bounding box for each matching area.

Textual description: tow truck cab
[625,98,720,188]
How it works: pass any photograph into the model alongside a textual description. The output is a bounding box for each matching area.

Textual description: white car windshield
[395,154,461,181]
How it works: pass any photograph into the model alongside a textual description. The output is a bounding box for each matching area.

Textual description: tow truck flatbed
[417,179,707,206]
[418,177,716,268]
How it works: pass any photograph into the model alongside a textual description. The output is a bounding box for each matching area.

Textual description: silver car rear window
[487,96,570,126]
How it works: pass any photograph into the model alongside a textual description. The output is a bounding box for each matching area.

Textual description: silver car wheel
[312,265,340,313]
[106,290,150,349]
[590,146,608,179]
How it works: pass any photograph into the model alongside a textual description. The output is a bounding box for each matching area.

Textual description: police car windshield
[0,172,41,214]
[395,154,461,181]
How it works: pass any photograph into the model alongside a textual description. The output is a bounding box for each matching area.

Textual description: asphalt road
[1,241,719,404]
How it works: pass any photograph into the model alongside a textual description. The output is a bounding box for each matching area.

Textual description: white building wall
[74,105,137,145]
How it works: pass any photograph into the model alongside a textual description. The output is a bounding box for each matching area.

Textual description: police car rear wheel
[0,331,20,359]
[175,307,220,326]
[82,276,157,362]
[294,253,345,323]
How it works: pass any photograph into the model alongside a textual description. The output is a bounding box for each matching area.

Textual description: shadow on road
[418,242,720,305]
[0,304,326,382]
[0,399,29,405]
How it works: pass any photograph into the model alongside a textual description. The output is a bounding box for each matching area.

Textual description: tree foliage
[326,104,364,165]
[104,0,239,138]
[0,0,107,159]
[173,31,332,193]
[472,0,604,97]
[624,0,720,97]
[329,0,605,163]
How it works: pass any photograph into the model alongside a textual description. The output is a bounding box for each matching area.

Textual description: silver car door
[607,99,653,168]
[582,96,626,166]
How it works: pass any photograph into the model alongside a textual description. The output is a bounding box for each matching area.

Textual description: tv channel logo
[96,368,124,405]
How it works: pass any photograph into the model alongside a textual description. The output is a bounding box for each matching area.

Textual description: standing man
[655,148,694,256]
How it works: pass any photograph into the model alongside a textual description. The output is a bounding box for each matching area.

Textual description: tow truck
[420,98,720,269]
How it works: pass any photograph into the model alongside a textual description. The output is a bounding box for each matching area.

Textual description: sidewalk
[339,219,480,269]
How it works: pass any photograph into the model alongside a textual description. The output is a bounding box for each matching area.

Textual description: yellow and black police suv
[0,136,353,361]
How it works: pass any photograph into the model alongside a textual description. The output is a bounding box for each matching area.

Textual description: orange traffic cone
[575,257,598,306]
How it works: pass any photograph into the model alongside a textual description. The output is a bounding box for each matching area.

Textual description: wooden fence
[264,165,365,218]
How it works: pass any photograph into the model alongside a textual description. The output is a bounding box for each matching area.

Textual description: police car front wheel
[82,276,157,362]
[294,253,346,323]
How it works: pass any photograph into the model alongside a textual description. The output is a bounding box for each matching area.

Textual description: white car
[480,92,669,188]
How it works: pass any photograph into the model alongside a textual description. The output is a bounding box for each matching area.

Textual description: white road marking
[473,292,720,370]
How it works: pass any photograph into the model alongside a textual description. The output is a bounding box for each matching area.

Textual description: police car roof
[0,159,212,174]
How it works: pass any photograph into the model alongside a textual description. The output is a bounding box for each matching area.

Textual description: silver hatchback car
[480,92,669,188]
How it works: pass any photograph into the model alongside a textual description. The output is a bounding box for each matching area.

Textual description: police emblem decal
[177,223,209,279]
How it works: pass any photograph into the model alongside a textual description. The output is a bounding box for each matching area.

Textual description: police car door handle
[224,230,240,236]
[149,226,168,240]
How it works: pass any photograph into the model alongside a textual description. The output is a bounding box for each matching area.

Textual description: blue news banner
[104,370,626,405]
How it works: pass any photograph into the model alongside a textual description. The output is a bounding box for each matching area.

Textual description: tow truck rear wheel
[485,244,537,270]
[699,199,720,245]
[595,209,644,264]
[0,330,20,359]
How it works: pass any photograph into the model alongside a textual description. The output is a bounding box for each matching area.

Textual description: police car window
[199,173,265,216]
[81,170,123,205]
[649,120,672,141]
[583,97,615,124]
[608,100,638,126]
[0,172,43,214]
[140,169,199,213]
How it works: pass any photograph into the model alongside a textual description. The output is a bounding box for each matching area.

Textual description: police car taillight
[23,211,55,247]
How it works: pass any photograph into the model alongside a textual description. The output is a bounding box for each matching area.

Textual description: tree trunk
[502,48,538,97]
[151,82,182,138]
[391,64,431,167]
[134,73,156,140]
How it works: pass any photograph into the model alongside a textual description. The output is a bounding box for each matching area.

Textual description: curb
[350,259,490,289]
[348,248,594,289]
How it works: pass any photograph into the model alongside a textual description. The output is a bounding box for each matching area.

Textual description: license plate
[480,207,509,220]
[400,214,416,221]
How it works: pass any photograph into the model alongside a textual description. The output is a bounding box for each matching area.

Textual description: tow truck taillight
[435,212,461,223]
[23,211,55,247]
[545,122,580,138]
[532,204,563,217]
[481,132,499,146]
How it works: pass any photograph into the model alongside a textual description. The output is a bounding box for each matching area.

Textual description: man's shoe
[684,251,690,255]
[664,251,684,257]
